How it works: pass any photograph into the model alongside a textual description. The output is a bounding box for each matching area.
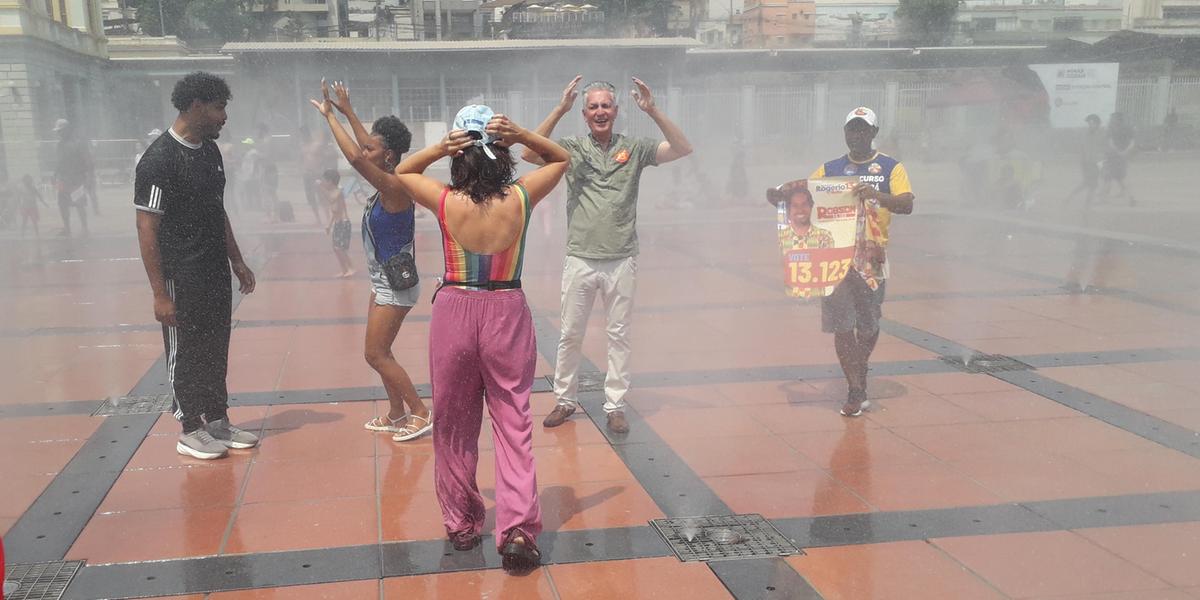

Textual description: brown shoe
[500,530,541,573]
[606,411,629,434]
[542,404,576,428]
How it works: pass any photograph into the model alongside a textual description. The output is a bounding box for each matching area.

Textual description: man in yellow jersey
[811,107,914,417]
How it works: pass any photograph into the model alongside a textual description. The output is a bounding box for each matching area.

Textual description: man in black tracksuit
[135,72,258,460]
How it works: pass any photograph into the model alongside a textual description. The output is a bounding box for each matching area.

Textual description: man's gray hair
[582,80,618,104]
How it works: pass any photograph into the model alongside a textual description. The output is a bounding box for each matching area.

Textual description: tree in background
[895,0,960,46]
[186,0,255,42]
[131,0,189,37]
[133,0,281,42]
[596,0,677,36]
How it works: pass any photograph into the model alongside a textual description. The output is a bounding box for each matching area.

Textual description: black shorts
[1103,156,1127,181]
[332,219,352,250]
[1081,159,1100,187]
[821,269,886,334]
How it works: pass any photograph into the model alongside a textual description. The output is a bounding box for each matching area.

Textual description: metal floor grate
[3,561,83,600]
[543,370,606,393]
[93,393,174,416]
[940,353,1033,374]
[651,514,802,562]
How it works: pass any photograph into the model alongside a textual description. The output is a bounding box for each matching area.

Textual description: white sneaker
[177,429,229,459]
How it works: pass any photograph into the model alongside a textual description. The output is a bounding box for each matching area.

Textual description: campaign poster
[771,177,859,299]
[1029,63,1119,129]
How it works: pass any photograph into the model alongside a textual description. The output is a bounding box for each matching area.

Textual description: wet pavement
[3,154,1200,598]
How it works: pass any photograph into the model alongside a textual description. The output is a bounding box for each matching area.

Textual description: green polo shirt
[560,133,660,260]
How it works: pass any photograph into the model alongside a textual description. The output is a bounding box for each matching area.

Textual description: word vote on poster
[770,177,859,299]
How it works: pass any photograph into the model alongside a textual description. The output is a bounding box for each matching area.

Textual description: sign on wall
[1029,63,1120,128]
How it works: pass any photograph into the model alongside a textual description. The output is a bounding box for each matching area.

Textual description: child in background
[319,168,355,278]
[18,174,49,237]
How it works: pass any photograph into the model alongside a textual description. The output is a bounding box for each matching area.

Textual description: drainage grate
[651,514,802,562]
[2,561,83,600]
[940,353,1033,374]
[93,394,174,416]
[543,370,606,393]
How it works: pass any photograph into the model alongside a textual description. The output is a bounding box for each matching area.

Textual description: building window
[974,17,996,31]
[1164,6,1200,18]
[1053,16,1083,31]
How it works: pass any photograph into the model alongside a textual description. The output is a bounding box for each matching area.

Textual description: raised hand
[631,77,656,113]
[309,78,334,116]
[485,114,524,147]
[330,80,353,114]
[441,129,475,157]
[559,75,582,110]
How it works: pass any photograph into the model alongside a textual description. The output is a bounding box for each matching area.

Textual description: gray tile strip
[992,370,1200,459]
[1014,346,1200,369]
[709,558,824,600]
[2,414,159,563]
[6,346,1198,421]
[530,314,732,516]
[1023,490,1200,530]
[774,490,1200,550]
[528,312,821,600]
[63,527,671,599]
[880,318,1200,457]
[61,544,383,600]
[57,489,1200,599]
[0,400,105,419]
[776,503,1056,549]
[4,251,269,564]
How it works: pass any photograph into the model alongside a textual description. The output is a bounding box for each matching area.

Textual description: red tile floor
[3,190,1200,600]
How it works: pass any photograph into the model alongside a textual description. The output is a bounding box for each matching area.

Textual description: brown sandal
[500,530,541,573]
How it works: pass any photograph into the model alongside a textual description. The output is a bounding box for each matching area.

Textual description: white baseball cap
[845,107,878,127]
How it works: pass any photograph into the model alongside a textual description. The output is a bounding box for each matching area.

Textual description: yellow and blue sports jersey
[810,152,911,246]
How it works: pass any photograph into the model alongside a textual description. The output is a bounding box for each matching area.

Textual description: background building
[812,0,898,47]
[740,0,815,48]
[1126,0,1200,33]
[955,0,1124,45]
[0,0,108,180]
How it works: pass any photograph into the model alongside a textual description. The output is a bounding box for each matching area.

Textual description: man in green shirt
[523,77,692,433]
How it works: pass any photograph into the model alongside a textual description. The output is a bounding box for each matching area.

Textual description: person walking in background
[811,107,914,417]
[301,126,335,225]
[17,174,50,238]
[1067,114,1104,206]
[135,72,258,460]
[526,76,693,434]
[311,80,433,442]
[1100,112,1136,205]
[52,119,91,236]
[392,105,569,572]
[1160,108,1179,153]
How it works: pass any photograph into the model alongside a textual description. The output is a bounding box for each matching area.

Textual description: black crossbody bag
[363,196,418,291]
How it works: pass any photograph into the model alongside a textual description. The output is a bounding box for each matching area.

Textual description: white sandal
[392,414,433,442]
[365,414,406,433]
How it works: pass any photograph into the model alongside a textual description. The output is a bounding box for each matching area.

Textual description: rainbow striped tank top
[437,184,532,287]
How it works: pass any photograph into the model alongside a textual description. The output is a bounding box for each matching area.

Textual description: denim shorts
[367,243,420,307]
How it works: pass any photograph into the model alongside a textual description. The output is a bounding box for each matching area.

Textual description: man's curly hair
[171,72,232,112]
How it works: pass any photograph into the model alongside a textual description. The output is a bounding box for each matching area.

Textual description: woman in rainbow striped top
[392,105,569,573]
